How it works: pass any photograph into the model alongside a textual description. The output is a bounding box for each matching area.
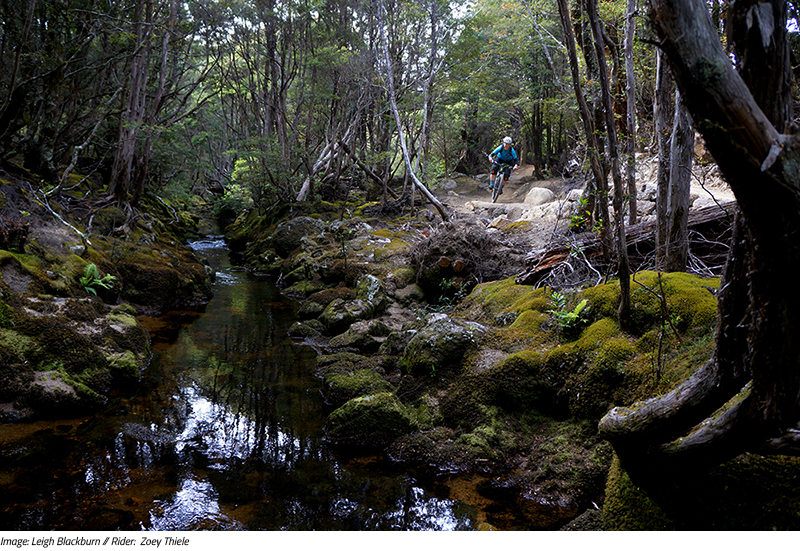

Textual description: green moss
[107,350,141,380]
[325,392,416,448]
[390,266,416,287]
[372,238,411,262]
[457,421,518,459]
[323,369,393,406]
[584,271,719,335]
[602,455,674,530]
[106,312,138,327]
[456,278,550,323]
[501,220,534,234]
[0,327,39,361]
[0,300,15,328]
[352,201,380,217]
[574,318,621,353]
[594,336,636,370]
[509,310,548,332]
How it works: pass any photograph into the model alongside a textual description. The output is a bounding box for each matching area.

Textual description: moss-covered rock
[455,277,550,324]
[272,216,326,258]
[322,369,394,406]
[319,298,375,335]
[325,392,416,448]
[328,319,391,352]
[398,313,483,377]
[584,271,719,335]
[356,274,387,313]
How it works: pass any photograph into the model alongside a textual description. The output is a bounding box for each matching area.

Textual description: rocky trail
[430,157,736,281]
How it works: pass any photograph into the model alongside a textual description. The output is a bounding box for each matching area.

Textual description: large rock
[322,369,394,407]
[398,313,486,376]
[328,319,391,351]
[319,298,374,335]
[272,216,325,258]
[524,187,555,206]
[325,392,416,448]
[356,274,387,313]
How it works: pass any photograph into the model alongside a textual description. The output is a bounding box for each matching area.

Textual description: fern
[80,263,117,295]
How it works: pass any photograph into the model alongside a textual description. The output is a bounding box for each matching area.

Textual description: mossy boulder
[440,350,569,430]
[325,392,416,448]
[456,277,550,324]
[584,271,719,335]
[113,244,212,313]
[398,313,484,377]
[272,216,325,258]
[322,369,394,407]
[288,319,325,338]
[319,297,374,335]
[356,274,387,313]
[328,319,391,352]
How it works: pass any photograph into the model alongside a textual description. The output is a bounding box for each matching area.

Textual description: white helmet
[503,136,513,144]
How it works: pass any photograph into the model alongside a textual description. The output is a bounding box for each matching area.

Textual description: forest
[3,0,800,531]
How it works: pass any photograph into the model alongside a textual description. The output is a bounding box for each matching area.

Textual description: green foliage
[79,263,116,296]
[548,291,589,333]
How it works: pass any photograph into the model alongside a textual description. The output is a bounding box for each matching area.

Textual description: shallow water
[0,237,499,530]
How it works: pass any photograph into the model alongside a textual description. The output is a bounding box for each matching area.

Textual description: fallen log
[516,201,736,286]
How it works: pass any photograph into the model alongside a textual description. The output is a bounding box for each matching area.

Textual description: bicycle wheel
[492,172,504,203]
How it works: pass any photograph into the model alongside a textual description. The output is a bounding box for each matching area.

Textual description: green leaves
[80,264,117,296]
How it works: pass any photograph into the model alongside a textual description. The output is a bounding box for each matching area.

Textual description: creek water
[0,237,545,531]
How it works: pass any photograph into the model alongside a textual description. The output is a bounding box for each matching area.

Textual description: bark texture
[599,0,800,486]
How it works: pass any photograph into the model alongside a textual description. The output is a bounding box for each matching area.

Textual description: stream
[0,237,540,531]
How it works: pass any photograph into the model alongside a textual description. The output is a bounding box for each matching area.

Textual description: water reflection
[0,237,477,531]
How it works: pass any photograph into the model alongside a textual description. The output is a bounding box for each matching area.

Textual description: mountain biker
[488,136,519,195]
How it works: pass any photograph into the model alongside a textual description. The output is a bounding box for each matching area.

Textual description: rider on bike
[488,136,519,195]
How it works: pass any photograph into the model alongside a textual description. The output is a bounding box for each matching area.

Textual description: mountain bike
[489,163,513,203]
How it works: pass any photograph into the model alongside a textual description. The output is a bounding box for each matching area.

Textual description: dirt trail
[433,159,736,256]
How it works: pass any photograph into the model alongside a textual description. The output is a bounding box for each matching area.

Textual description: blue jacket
[491,144,518,164]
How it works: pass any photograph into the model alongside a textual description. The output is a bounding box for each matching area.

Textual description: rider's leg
[490,162,502,189]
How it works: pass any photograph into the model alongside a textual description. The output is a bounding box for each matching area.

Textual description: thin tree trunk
[375,0,449,223]
[664,89,693,272]
[654,49,673,267]
[586,0,631,327]
[555,0,611,261]
[624,0,638,224]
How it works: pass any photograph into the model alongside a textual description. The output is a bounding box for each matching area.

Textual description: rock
[524,187,555,206]
[393,283,425,305]
[322,369,394,407]
[356,274,387,313]
[287,319,325,338]
[319,298,374,335]
[566,188,584,202]
[272,216,325,258]
[328,319,391,352]
[324,392,416,448]
[398,313,486,376]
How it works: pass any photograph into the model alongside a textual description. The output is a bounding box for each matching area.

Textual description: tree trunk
[599,0,800,487]
[653,49,673,266]
[624,0,637,224]
[586,0,631,327]
[555,0,611,262]
[664,89,694,272]
[375,0,449,223]
[109,0,151,204]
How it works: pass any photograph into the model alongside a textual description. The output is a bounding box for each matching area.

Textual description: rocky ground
[220,156,742,529]
[8,157,783,531]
